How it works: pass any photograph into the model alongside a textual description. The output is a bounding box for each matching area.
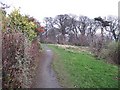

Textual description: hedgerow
[1,8,43,88]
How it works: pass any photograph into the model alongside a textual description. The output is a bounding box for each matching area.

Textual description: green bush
[7,8,37,41]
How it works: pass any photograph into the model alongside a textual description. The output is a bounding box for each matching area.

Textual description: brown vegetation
[2,32,42,88]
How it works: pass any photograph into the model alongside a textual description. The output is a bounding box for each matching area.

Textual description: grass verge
[48,44,118,88]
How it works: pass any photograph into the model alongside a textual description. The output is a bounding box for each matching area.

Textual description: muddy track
[32,45,61,88]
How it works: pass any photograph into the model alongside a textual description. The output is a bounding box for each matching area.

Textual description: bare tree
[54,14,71,44]
[43,17,58,43]
[43,17,54,37]
[87,19,99,46]
[76,16,90,46]
[104,16,119,42]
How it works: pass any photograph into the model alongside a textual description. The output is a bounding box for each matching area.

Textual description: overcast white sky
[0,0,119,22]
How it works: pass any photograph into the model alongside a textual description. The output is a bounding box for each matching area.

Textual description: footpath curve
[32,45,60,88]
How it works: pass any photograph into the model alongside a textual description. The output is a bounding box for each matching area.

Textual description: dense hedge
[1,8,42,88]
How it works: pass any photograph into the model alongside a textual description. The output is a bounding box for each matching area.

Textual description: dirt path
[32,45,61,88]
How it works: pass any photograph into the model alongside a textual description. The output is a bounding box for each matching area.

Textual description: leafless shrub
[99,41,119,64]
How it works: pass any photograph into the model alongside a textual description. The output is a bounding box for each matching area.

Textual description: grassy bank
[47,44,118,88]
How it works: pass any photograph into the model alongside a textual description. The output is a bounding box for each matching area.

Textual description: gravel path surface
[32,45,61,88]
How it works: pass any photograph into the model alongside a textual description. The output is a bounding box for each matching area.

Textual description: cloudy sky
[0,0,119,22]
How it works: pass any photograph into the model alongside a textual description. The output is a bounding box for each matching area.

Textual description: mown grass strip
[47,44,118,88]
